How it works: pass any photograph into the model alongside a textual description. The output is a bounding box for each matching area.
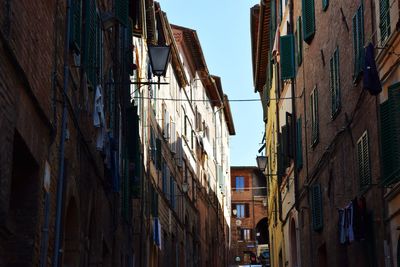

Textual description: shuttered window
[322,0,329,11]
[302,0,316,44]
[380,83,400,186]
[352,4,364,82]
[357,131,371,190]
[162,159,169,198]
[127,19,134,75]
[150,127,156,162]
[151,185,159,217]
[84,0,97,86]
[311,183,323,231]
[310,87,319,146]
[330,47,341,118]
[170,176,175,207]
[156,138,162,170]
[261,85,270,123]
[280,35,296,80]
[296,117,303,170]
[270,0,277,48]
[129,0,143,35]
[235,176,245,191]
[379,0,391,42]
[115,0,129,26]
[70,0,82,52]
[296,17,303,67]
[286,113,294,158]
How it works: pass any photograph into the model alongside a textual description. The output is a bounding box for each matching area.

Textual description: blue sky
[158,0,263,167]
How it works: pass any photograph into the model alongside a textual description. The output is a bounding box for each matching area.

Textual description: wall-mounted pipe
[52,0,72,266]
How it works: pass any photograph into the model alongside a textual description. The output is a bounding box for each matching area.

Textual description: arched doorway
[255,217,269,244]
[290,219,298,267]
[63,198,80,267]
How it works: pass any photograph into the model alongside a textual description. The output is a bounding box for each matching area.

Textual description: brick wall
[230,167,268,265]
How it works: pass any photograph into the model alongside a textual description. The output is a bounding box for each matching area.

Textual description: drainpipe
[39,0,61,265]
[52,0,72,266]
[288,0,299,214]
[275,60,284,224]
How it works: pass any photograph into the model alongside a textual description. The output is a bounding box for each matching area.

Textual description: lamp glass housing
[148,45,171,77]
[256,155,267,172]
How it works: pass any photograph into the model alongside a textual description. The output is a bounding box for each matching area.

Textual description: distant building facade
[252,0,389,266]
[229,166,268,266]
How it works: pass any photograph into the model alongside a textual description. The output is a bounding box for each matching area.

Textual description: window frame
[330,47,341,119]
[310,87,319,147]
[357,131,371,190]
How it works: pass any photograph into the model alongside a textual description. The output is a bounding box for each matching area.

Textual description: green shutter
[84,0,97,86]
[115,0,129,26]
[311,183,323,231]
[70,0,82,51]
[280,34,295,80]
[322,0,329,11]
[270,0,277,48]
[379,0,391,42]
[380,83,400,186]
[302,0,316,44]
[296,117,303,170]
[352,5,364,81]
[296,17,303,66]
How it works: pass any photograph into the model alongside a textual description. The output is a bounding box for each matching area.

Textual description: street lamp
[256,155,267,172]
[148,44,171,88]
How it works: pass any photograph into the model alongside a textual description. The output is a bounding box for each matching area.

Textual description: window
[352,4,364,82]
[115,0,129,26]
[235,176,245,191]
[330,47,341,118]
[129,0,144,35]
[170,177,176,208]
[84,0,100,86]
[296,117,303,170]
[296,17,303,66]
[380,83,400,186]
[310,87,319,146]
[150,185,158,217]
[357,131,371,190]
[286,112,294,158]
[322,0,328,11]
[311,183,323,231]
[302,0,316,44]
[240,229,252,241]
[280,34,295,80]
[234,204,249,218]
[70,0,82,52]
[379,0,391,43]
[162,159,170,199]
[150,127,156,162]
